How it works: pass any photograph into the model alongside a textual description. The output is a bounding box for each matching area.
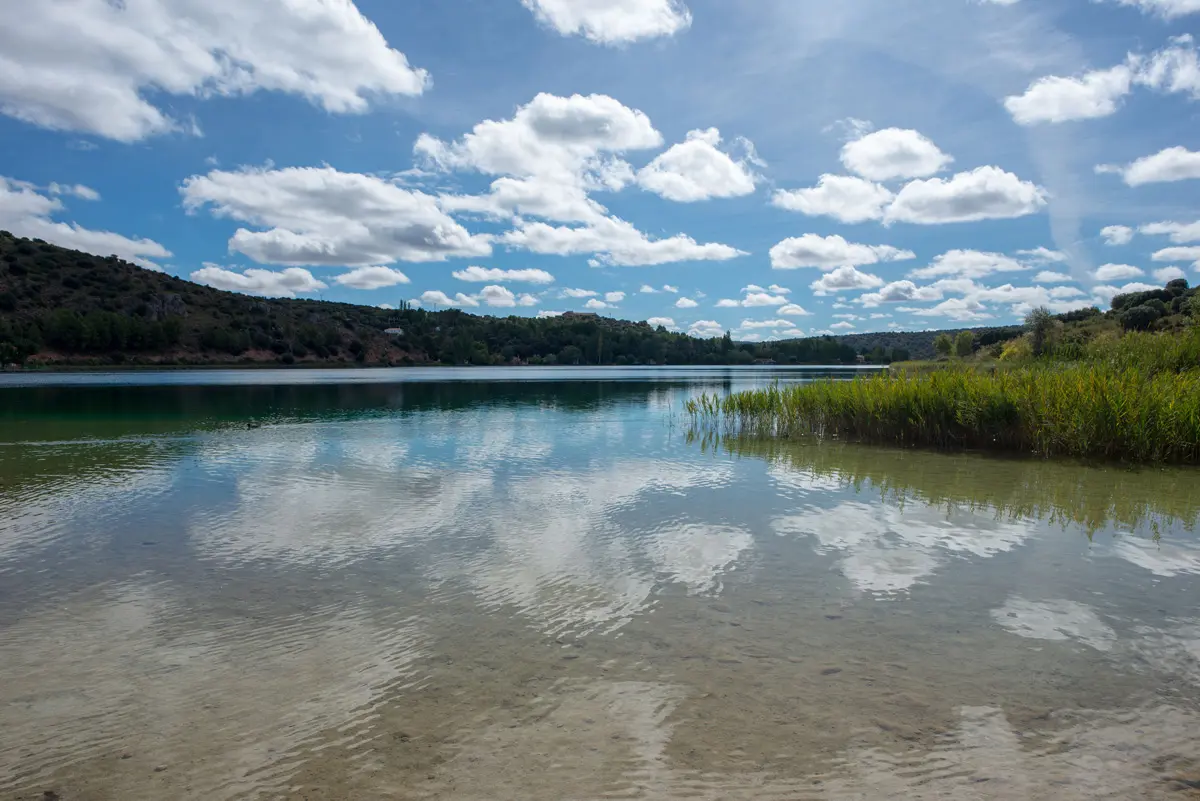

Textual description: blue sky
[0,0,1198,340]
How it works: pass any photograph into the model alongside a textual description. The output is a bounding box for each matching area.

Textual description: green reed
[685,361,1200,463]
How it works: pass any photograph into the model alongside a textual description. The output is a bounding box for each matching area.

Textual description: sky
[0,0,1198,341]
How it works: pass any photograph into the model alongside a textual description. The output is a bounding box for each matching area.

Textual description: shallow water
[1,367,1198,800]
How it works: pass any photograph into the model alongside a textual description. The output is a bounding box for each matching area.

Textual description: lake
[1,367,1198,800]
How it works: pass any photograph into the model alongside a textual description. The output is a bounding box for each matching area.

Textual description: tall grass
[686,361,1200,463]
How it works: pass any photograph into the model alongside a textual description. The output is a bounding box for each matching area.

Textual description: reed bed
[686,362,1200,463]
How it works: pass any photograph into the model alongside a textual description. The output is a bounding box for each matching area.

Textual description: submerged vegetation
[687,313,1200,463]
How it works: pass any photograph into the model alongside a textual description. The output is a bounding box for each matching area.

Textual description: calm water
[1,367,1198,800]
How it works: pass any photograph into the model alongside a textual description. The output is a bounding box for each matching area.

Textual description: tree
[954,330,975,358]
[934,333,953,358]
[1121,304,1161,332]
[1025,307,1054,358]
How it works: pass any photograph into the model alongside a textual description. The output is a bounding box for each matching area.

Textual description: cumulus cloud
[191,264,326,298]
[858,280,943,307]
[675,297,699,309]
[604,291,626,303]
[333,266,411,290]
[1005,37,1200,125]
[1101,147,1200,185]
[1152,246,1200,267]
[0,0,428,142]
[830,321,856,330]
[1093,263,1144,281]
[909,249,1029,279]
[181,166,491,267]
[1004,65,1133,124]
[904,297,992,321]
[840,128,954,181]
[688,320,725,338]
[885,167,1047,224]
[561,288,598,298]
[1101,225,1136,245]
[500,215,745,266]
[537,310,563,318]
[0,175,170,269]
[769,234,915,270]
[637,128,759,202]
[1154,266,1188,282]
[778,303,811,316]
[771,175,894,224]
[1034,271,1074,283]
[452,265,555,284]
[420,290,480,308]
[810,266,884,295]
[47,183,100,201]
[715,287,791,307]
[1141,219,1200,242]
[738,318,796,330]
[520,0,692,45]
[476,285,539,307]
[646,316,677,329]
[1016,246,1068,264]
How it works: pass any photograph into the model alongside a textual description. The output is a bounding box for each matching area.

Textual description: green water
[1,368,1198,800]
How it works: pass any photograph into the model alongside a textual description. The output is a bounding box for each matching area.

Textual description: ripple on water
[0,581,427,800]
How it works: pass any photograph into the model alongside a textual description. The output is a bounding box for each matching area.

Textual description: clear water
[1,368,1197,800]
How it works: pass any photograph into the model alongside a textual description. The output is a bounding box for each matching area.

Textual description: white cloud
[452,266,555,284]
[1005,37,1200,125]
[537,310,563,318]
[688,320,725,338]
[885,167,1047,224]
[675,297,699,309]
[769,233,915,270]
[766,284,790,294]
[181,166,491,267]
[779,328,806,337]
[778,303,811,316]
[830,321,856,330]
[420,290,483,308]
[906,297,992,321]
[738,318,795,330]
[1154,266,1188,282]
[476,285,539,307]
[909,249,1029,279]
[1100,225,1135,245]
[1016,246,1068,263]
[1152,246,1200,267]
[640,284,659,293]
[771,175,893,224]
[1141,220,1200,243]
[1103,0,1200,17]
[501,215,745,266]
[663,284,679,293]
[191,264,326,298]
[0,176,170,269]
[0,0,428,142]
[646,316,676,329]
[1101,146,1200,186]
[858,280,943,307]
[604,291,626,303]
[1034,271,1074,283]
[47,183,100,201]
[333,266,410,290]
[520,0,692,45]
[715,287,791,308]
[561,288,598,298]
[1004,65,1133,125]
[840,128,953,181]
[810,266,884,295]
[637,128,759,202]
[416,92,660,190]
[1093,263,1144,281]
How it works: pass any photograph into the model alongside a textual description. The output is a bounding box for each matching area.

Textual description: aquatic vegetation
[685,356,1200,463]
[694,435,1200,538]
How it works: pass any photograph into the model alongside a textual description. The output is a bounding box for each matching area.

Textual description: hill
[5,230,1181,369]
